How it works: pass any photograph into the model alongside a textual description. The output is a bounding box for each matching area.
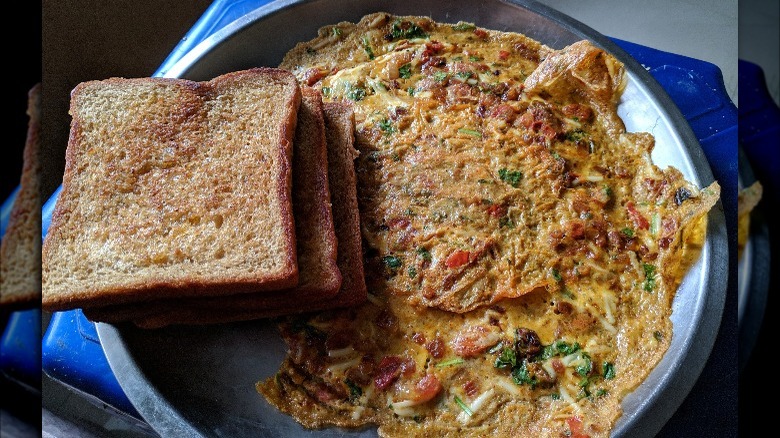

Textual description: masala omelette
[257,13,721,437]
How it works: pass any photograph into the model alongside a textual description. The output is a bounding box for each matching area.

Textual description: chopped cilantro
[642,263,656,291]
[621,227,634,238]
[551,268,563,283]
[566,129,587,142]
[499,216,514,228]
[498,168,523,188]
[345,83,366,101]
[575,353,593,377]
[407,87,416,96]
[390,20,428,40]
[332,27,342,37]
[603,362,616,380]
[345,379,362,402]
[399,63,412,79]
[383,255,402,270]
[595,388,608,397]
[540,340,580,360]
[603,184,613,198]
[511,360,538,388]
[455,71,473,80]
[321,86,332,97]
[378,118,396,135]
[494,348,517,369]
[433,71,448,82]
[416,247,432,261]
[551,393,561,400]
[469,55,482,62]
[408,266,417,279]
[452,21,476,31]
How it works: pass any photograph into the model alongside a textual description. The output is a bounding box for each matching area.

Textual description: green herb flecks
[469,55,482,62]
[390,20,428,40]
[498,168,523,188]
[551,268,563,283]
[454,395,473,416]
[345,83,367,102]
[499,216,514,229]
[433,71,448,82]
[540,340,580,360]
[454,71,473,80]
[603,362,616,380]
[383,255,403,270]
[650,213,661,236]
[574,353,593,377]
[407,87,416,96]
[458,127,482,138]
[494,348,517,369]
[416,247,432,262]
[452,21,476,31]
[345,379,362,402]
[408,266,417,279]
[511,360,538,388]
[621,227,634,238]
[332,27,342,37]
[399,63,412,79]
[436,358,465,368]
[642,263,656,292]
[378,118,396,135]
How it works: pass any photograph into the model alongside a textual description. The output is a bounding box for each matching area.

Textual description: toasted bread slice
[1,84,42,309]
[84,86,342,323]
[42,68,301,311]
[84,101,367,327]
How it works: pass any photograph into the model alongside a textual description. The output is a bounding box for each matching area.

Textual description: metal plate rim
[96,1,729,436]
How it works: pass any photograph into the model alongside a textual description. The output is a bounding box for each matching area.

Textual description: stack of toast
[41,68,366,328]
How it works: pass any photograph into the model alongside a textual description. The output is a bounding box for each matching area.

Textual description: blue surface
[0,172,40,391]
[33,1,741,433]
[42,310,141,418]
[0,309,41,389]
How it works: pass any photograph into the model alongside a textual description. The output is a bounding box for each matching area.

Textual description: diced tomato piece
[445,250,470,268]
[302,68,325,86]
[486,204,507,218]
[473,28,488,39]
[626,202,649,230]
[498,50,510,60]
[413,374,442,403]
[374,356,403,390]
[450,325,501,358]
[566,416,590,438]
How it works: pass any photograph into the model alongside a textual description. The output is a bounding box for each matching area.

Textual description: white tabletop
[540,0,739,104]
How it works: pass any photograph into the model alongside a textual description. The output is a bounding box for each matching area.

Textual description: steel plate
[94,1,728,436]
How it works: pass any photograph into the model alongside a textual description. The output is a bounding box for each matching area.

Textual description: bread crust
[42,68,302,311]
[1,83,42,308]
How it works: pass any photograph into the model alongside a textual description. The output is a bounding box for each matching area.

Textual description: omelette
[257,13,721,437]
